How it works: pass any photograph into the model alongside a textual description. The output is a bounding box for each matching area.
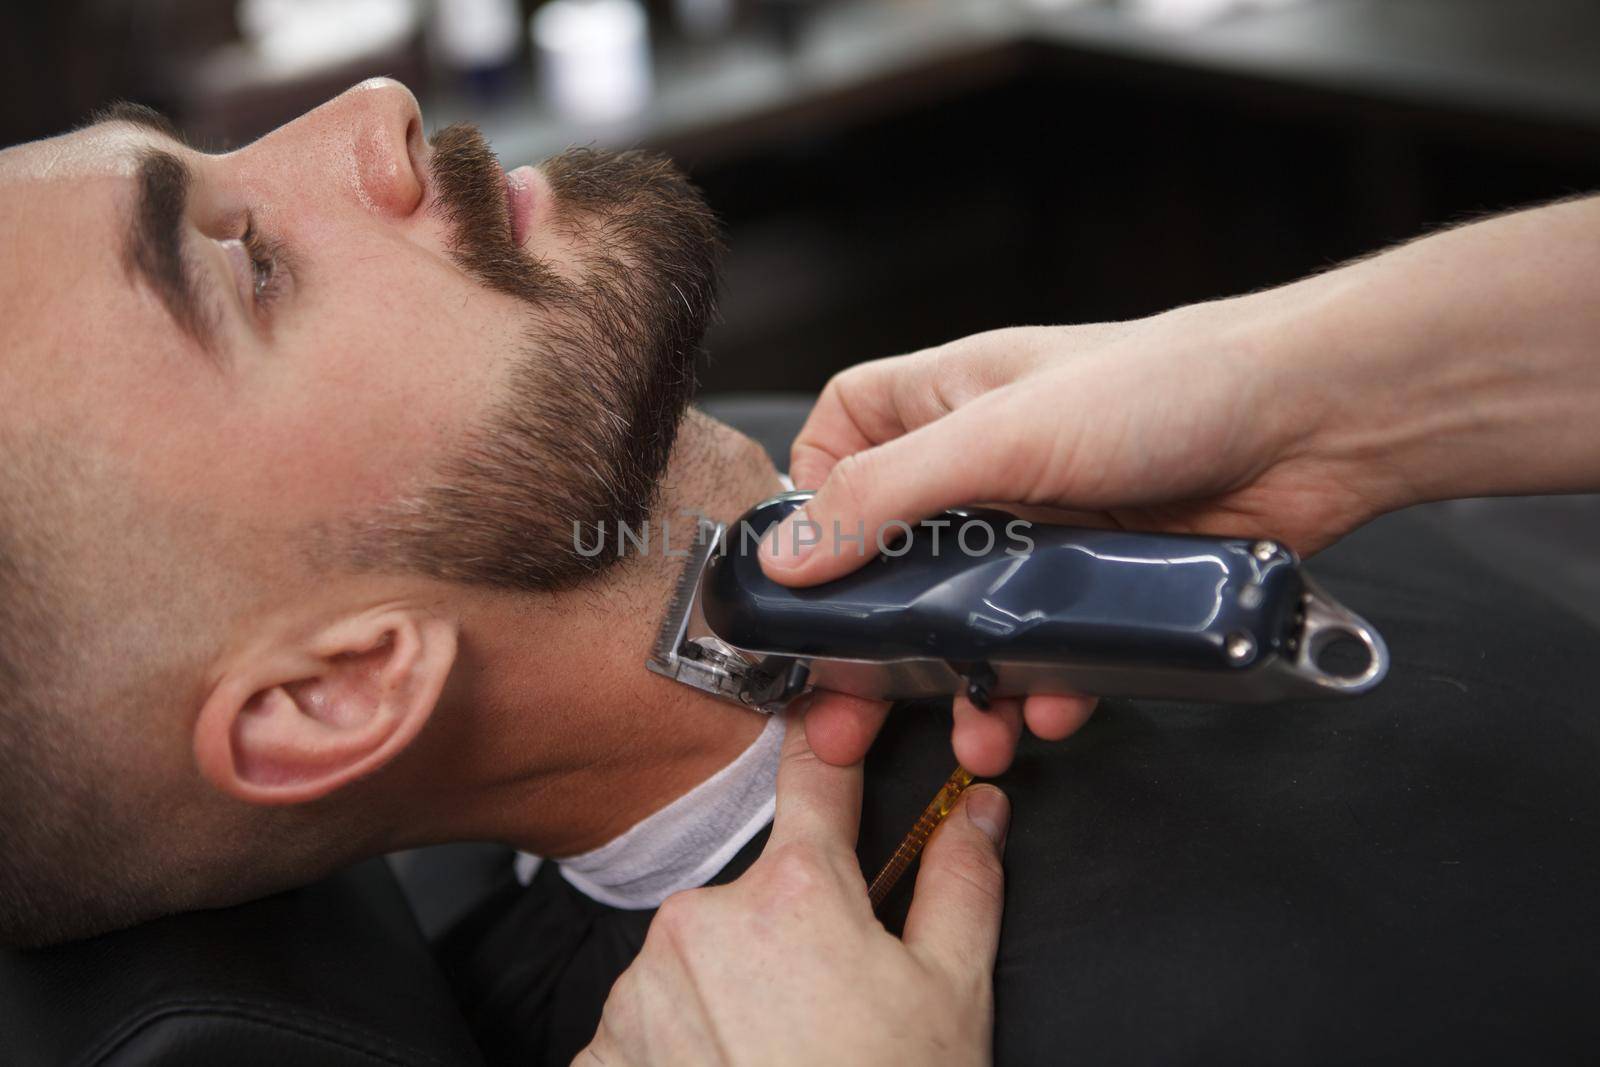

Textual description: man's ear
[194,607,459,805]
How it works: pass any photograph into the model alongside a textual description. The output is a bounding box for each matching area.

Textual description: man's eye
[241,216,285,308]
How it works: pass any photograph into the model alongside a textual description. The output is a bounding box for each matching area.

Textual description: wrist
[1249,198,1600,508]
[1142,282,1418,519]
[1205,258,1449,517]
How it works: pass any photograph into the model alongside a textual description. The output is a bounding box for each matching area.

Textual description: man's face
[0,77,718,598]
[0,79,721,944]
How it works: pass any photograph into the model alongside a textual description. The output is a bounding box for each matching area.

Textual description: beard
[345,125,722,591]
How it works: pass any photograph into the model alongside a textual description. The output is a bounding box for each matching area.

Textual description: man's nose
[270,77,426,219]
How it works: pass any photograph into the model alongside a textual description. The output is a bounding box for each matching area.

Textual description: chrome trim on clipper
[1277,574,1390,695]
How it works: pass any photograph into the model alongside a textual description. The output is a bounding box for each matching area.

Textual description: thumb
[760,396,1045,586]
[803,690,892,767]
[902,785,1009,982]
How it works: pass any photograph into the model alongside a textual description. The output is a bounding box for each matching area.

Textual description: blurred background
[5,0,1600,621]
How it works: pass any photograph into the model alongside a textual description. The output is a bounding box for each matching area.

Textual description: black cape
[435,509,1600,1065]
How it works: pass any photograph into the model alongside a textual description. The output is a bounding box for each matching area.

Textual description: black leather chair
[0,861,484,1066]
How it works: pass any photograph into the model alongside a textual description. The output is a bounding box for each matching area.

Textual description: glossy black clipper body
[648,492,1388,712]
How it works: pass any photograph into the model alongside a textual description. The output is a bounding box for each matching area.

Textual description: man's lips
[504,164,538,246]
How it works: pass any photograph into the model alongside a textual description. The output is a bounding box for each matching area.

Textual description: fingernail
[964,786,1010,850]
[760,508,819,569]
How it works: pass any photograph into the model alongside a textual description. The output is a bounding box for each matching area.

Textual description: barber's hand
[765,305,1395,772]
[577,709,1010,1067]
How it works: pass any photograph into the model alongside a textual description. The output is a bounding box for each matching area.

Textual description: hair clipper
[648,491,1388,712]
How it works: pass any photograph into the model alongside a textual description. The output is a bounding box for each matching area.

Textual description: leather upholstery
[0,861,483,1067]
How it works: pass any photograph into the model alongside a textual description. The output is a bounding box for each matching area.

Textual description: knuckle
[787,446,833,490]
[767,840,827,884]
[928,343,995,411]
[778,742,823,782]
[924,346,964,411]
[935,840,1006,909]
[819,366,859,406]
[604,966,640,1009]
[825,452,875,516]
[954,326,1013,364]
[650,887,707,939]
[760,840,836,904]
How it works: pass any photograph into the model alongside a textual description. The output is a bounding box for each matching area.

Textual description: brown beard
[345,124,723,590]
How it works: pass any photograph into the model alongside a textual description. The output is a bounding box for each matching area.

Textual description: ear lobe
[195,609,459,806]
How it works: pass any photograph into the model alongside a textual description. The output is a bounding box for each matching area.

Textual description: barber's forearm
[1231,194,1600,510]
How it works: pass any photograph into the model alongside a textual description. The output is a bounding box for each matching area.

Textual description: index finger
[788,354,921,490]
[790,332,1053,489]
[769,705,864,852]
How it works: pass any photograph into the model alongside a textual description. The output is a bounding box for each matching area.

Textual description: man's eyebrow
[91,101,192,147]
[121,147,219,356]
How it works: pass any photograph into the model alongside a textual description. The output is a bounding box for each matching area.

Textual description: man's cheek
[229,254,528,488]
[216,354,444,510]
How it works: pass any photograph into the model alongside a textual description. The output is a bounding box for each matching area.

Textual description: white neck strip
[514,714,784,909]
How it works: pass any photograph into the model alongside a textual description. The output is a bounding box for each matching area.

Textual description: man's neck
[399,412,785,857]
[447,599,767,857]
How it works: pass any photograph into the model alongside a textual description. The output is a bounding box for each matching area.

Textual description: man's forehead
[0,126,187,408]
[0,128,131,286]
[0,123,155,184]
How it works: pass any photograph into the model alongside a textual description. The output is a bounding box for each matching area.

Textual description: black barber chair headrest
[0,860,484,1067]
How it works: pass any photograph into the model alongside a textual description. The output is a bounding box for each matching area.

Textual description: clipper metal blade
[647,520,795,712]
[648,519,722,674]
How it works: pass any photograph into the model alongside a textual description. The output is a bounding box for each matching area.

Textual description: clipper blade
[647,520,795,712]
[648,518,722,674]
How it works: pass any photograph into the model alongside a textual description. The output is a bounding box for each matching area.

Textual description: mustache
[426,123,571,306]
[348,127,725,593]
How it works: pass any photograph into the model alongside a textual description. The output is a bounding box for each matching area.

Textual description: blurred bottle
[431,0,523,101]
[673,0,736,41]
[753,0,810,57]
[530,0,652,124]
[237,0,422,75]
[1121,0,1310,31]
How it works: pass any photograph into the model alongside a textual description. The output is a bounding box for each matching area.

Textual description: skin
[581,710,1010,1067]
[0,80,1012,1060]
[759,194,1600,775]
[0,79,762,856]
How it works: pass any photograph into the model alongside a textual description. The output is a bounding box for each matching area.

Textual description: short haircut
[0,130,721,945]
